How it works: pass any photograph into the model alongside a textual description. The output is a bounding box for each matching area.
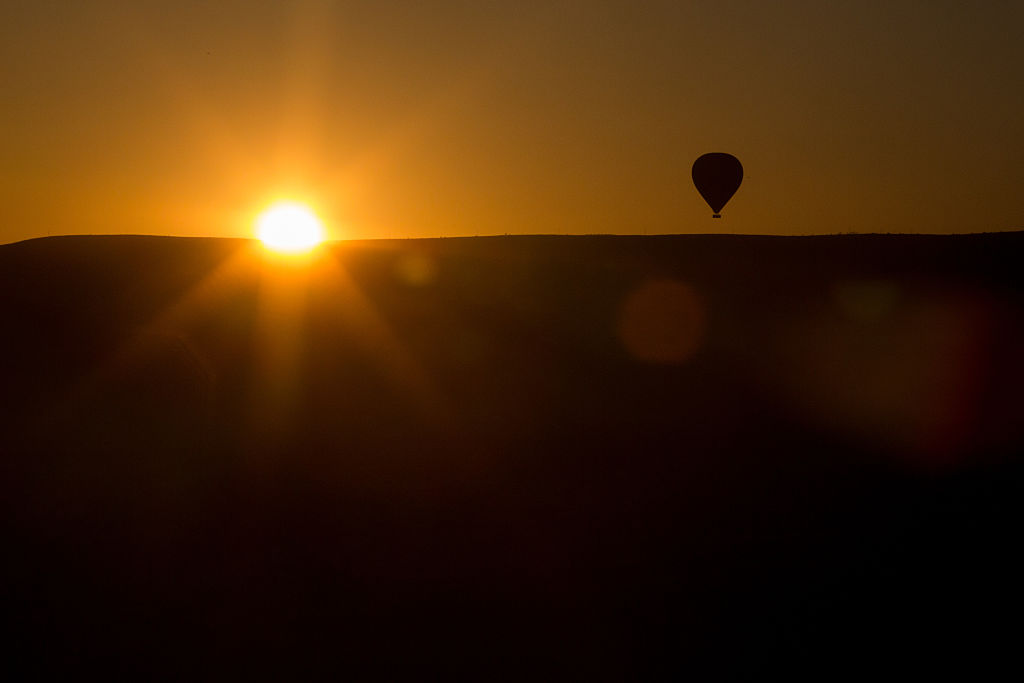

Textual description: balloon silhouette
[692,153,743,218]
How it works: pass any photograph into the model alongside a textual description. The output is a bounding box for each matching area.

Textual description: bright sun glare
[256,202,326,253]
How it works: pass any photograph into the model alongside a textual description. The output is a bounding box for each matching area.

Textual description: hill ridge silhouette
[2,231,1022,676]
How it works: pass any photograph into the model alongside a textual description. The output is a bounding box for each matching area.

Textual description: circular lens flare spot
[256,202,325,253]
[618,279,705,364]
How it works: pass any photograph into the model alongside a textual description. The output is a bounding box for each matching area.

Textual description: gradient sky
[2,0,1022,243]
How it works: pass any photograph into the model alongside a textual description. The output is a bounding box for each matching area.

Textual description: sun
[256,202,326,253]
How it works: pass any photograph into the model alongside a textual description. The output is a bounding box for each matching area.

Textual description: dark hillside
[2,233,1023,677]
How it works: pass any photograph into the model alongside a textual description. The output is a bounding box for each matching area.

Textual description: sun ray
[31,243,256,431]
[316,245,455,429]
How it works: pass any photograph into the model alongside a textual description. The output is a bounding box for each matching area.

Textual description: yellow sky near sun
[1,1,1023,244]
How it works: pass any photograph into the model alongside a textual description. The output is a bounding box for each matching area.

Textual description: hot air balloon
[692,153,742,218]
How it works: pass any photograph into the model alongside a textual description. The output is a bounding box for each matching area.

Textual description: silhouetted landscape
[3,233,1024,677]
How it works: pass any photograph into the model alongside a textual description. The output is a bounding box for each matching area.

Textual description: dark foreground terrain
[2,232,1023,677]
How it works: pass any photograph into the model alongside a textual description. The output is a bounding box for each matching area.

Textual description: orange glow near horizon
[256,202,326,253]
[1,3,1022,244]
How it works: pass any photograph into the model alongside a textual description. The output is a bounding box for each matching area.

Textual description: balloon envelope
[692,153,743,217]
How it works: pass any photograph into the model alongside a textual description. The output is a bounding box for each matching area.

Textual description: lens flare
[256,202,325,253]
[618,279,705,364]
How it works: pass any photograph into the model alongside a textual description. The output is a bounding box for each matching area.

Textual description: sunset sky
[2,0,1022,244]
